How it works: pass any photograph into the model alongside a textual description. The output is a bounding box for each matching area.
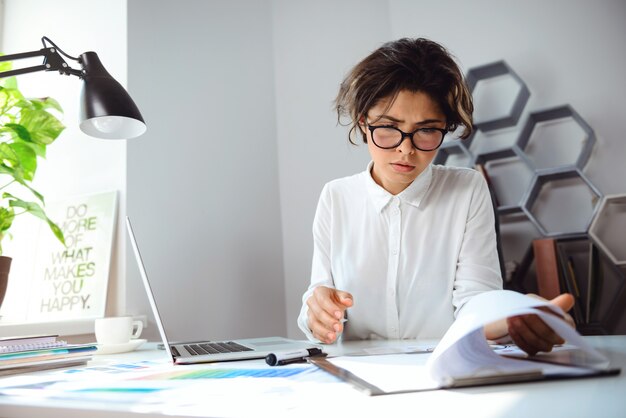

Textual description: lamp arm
[0,47,83,79]
[0,36,146,139]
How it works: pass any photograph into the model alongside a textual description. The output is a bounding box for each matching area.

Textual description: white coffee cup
[94,316,143,345]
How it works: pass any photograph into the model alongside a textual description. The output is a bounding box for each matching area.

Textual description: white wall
[0,0,128,324]
[126,0,287,342]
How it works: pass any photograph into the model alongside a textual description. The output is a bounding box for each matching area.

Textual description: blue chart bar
[168,367,310,380]
[131,366,313,381]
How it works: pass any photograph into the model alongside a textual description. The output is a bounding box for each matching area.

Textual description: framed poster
[26,191,118,321]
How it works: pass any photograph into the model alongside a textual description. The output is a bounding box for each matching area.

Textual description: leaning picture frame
[25,191,118,321]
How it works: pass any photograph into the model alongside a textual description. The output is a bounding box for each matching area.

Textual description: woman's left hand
[506,293,575,355]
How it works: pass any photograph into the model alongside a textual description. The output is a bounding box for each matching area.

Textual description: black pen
[265,348,324,366]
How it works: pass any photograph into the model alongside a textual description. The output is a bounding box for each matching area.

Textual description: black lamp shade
[79,52,146,139]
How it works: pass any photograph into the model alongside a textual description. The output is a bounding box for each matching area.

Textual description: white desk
[0,336,625,418]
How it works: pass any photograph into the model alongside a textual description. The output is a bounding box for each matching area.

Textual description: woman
[297,38,573,355]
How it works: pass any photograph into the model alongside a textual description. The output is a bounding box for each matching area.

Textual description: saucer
[96,339,147,355]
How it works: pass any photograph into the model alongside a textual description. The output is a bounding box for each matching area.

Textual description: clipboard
[308,352,621,396]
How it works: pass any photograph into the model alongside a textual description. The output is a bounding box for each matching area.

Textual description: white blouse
[298,162,503,342]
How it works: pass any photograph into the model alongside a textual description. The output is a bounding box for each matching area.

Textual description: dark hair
[335,38,473,144]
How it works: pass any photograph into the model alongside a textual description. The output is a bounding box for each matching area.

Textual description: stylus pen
[265,348,324,366]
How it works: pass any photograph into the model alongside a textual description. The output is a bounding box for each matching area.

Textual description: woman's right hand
[306,286,353,344]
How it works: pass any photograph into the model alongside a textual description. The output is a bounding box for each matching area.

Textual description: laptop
[126,216,318,364]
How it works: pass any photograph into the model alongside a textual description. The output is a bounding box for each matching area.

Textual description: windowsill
[0,318,97,338]
[0,315,147,338]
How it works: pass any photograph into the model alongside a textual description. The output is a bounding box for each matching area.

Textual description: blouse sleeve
[297,183,336,341]
[452,172,503,316]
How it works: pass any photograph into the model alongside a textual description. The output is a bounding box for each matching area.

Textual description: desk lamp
[0,36,146,139]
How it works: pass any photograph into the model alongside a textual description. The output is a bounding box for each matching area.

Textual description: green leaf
[7,196,64,245]
[0,87,24,112]
[29,97,63,113]
[25,183,44,203]
[0,142,19,167]
[0,163,17,177]
[3,122,31,141]
[0,91,7,115]
[2,127,47,158]
[0,205,14,255]
[0,206,15,233]
[1,175,45,203]
[0,57,17,90]
[0,77,18,90]
[20,141,46,158]
[7,195,41,212]
[0,163,22,184]
[17,107,65,145]
[10,143,37,181]
[0,150,36,183]
[22,142,46,158]
[0,58,12,73]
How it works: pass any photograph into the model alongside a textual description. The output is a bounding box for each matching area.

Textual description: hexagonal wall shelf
[475,147,534,214]
[469,126,519,157]
[522,169,602,237]
[589,194,626,266]
[516,105,595,172]
[462,59,625,334]
[433,142,473,168]
[466,60,530,132]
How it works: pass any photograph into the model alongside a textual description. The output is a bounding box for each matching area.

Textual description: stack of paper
[0,335,97,376]
[312,290,619,395]
[426,290,611,385]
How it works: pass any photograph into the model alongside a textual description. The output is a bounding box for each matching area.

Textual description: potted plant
[0,66,66,310]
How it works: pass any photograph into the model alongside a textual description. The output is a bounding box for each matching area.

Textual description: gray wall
[272,0,389,340]
[126,0,286,341]
[126,0,626,340]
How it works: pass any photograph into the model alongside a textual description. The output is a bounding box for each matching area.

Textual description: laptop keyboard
[184,341,254,356]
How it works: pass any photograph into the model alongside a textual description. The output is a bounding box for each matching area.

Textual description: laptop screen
[126,216,176,361]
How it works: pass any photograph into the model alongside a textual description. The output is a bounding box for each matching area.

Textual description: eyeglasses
[367,124,447,151]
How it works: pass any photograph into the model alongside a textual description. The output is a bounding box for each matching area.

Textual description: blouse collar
[363,161,433,213]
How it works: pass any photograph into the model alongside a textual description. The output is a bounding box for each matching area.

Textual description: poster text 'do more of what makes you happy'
[27,191,118,321]
[45,207,97,311]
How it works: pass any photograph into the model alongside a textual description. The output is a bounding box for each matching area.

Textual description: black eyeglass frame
[367,125,448,151]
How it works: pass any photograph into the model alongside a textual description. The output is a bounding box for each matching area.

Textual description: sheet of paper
[426,290,609,384]
[328,353,439,392]
[0,359,354,416]
[346,344,435,356]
